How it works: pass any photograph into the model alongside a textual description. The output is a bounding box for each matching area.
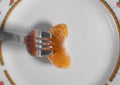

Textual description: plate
[0,0,120,85]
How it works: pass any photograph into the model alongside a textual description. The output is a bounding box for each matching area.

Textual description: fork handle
[0,31,24,43]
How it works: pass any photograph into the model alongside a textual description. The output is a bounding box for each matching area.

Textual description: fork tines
[36,31,53,57]
[36,37,53,50]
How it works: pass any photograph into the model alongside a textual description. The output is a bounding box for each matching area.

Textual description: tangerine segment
[48,24,71,69]
[24,30,37,57]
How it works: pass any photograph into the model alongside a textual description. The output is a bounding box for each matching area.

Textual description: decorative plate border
[0,0,22,85]
[100,0,120,85]
[1,0,22,31]
[0,0,120,85]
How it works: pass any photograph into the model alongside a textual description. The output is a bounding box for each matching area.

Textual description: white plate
[0,0,120,85]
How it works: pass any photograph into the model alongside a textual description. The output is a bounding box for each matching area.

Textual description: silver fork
[0,29,53,57]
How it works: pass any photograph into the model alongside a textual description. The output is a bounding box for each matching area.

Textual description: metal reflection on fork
[35,31,53,57]
[0,30,53,57]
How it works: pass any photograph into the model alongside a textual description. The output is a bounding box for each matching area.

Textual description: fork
[0,29,53,57]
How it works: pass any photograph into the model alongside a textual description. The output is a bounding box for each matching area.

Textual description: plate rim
[0,0,120,85]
